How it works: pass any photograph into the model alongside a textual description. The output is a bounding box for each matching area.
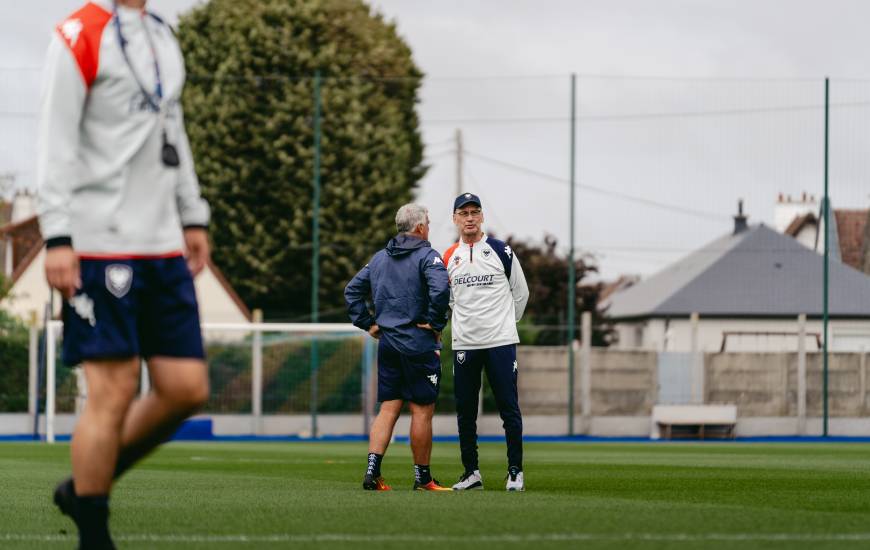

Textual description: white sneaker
[452,469,483,490]
[505,468,524,491]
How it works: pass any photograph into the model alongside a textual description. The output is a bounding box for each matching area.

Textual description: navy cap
[453,192,482,211]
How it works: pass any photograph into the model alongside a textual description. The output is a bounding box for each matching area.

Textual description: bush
[0,310,30,412]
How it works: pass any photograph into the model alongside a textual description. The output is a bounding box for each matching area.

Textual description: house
[776,192,870,275]
[0,214,250,326]
[604,202,870,352]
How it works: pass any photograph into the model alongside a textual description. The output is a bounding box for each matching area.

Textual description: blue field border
[7,433,870,443]
[8,417,870,443]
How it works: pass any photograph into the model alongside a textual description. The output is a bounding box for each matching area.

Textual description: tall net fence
[203,326,370,414]
[3,70,870,436]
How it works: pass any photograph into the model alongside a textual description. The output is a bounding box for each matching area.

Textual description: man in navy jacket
[345,203,451,491]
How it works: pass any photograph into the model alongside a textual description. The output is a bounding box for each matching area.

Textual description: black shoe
[362,473,391,491]
[54,479,116,550]
[53,477,77,520]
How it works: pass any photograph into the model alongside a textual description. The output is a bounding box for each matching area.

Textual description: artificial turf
[2,441,870,549]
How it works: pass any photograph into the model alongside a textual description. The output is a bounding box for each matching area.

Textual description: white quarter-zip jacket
[37,0,209,256]
[444,234,530,350]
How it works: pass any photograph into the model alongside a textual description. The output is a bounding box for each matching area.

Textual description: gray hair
[395,203,428,233]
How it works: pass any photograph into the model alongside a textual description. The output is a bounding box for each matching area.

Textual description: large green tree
[178,0,425,320]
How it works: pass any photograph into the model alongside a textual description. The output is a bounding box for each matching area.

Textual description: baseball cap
[453,192,482,211]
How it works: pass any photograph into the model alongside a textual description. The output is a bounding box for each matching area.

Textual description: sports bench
[651,405,737,440]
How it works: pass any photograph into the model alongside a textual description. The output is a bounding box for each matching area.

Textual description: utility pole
[455,128,464,197]
[567,73,577,436]
[823,76,830,437]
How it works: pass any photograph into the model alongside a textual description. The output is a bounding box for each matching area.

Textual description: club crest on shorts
[105,264,133,299]
[456,351,466,364]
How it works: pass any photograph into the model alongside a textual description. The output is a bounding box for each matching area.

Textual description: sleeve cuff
[183,224,209,231]
[45,236,73,249]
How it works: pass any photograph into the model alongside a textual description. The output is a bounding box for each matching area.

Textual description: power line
[420,101,870,126]
[0,66,847,82]
[422,150,455,161]
[464,150,730,222]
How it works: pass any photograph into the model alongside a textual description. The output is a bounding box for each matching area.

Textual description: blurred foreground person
[38,0,211,546]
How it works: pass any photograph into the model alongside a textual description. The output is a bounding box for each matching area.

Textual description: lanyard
[111,3,180,168]
[113,4,163,113]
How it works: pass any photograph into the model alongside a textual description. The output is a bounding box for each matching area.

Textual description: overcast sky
[3,0,870,280]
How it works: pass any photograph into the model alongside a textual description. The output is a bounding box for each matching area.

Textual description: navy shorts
[62,256,204,366]
[377,339,441,405]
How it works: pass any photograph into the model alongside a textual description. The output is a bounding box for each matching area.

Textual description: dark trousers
[453,344,523,471]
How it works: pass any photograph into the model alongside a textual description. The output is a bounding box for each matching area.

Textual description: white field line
[6,533,870,544]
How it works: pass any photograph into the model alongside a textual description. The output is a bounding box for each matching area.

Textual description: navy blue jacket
[344,233,450,356]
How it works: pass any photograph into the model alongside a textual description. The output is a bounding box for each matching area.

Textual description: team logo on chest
[483,248,491,258]
[454,255,461,265]
[105,264,133,299]
[456,351,466,364]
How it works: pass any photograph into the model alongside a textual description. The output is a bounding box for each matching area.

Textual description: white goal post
[43,321,368,443]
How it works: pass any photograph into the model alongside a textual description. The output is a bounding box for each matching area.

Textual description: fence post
[859,346,867,417]
[690,312,704,404]
[362,336,371,437]
[367,338,378,436]
[46,322,56,444]
[580,311,592,434]
[567,72,577,436]
[309,70,323,440]
[797,314,807,435]
[251,309,263,435]
[28,310,38,426]
[76,368,87,415]
[139,359,150,397]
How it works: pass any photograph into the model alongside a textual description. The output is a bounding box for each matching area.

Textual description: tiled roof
[0,216,43,283]
[608,224,870,319]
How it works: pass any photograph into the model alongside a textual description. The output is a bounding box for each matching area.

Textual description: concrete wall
[518,346,870,419]
[613,317,870,353]
[517,347,656,416]
[707,352,870,417]
[10,348,870,438]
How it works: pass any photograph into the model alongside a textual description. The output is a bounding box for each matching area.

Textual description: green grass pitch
[3,441,870,549]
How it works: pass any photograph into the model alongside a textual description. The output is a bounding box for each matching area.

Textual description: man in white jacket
[443,193,530,492]
[38,1,211,547]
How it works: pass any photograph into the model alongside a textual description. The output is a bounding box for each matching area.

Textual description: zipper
[469,241,473,263]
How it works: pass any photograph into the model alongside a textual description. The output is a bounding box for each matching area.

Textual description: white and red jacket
[37,0,209,257]
[444,234,529,350]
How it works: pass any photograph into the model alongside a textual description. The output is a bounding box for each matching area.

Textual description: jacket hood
[386,233,430,257]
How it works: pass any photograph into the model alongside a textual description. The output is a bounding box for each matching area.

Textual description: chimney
[734,199,748,235]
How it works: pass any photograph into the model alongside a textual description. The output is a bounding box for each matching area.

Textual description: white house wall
[194,265,249,324]
[0,248,51,323]
[615,317,870,352]
[794,226,817,251]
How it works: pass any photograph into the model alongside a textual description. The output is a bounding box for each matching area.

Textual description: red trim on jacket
[77,251,184,260]
[442,242,460,267]
[56,2,112,88]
